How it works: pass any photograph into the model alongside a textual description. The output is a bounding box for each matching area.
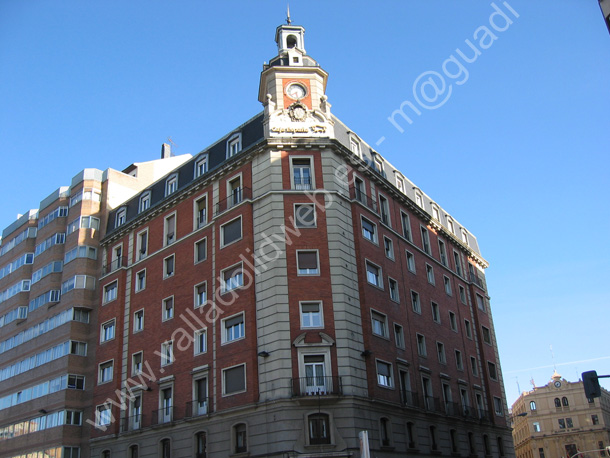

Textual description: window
[96,405,112,426]
[194,195,207,228]
[308,413,331,445]
[493,397,503,415]
[396,176,404,193]
[137,230,148,260]
[465,320,472,338]
[533,421,541,432]
[161,341,174,366]
[99,361,113,384]
[530,401,537,411]
[361,217,377,243]
[194,329,207,355]
[388,278,399,302]
[406,250,416,273]
[401,212,412,241]
[166,174,178,196]
[65,410,82,425]
[195,432,207,458]
[562,396,569,407]
[115,208,126,227]
[223,313,245,343]
[566,417,573,428]
[350,138,361,156]
[482,326,491,344]
[195,282,207,308]
[443,276,452,295]
[558,418,566,429]
[383,237,394,259]
[379,194,390,226]
[164,214,176,245]
[292,157,312,190]
[449,311,457,331]
[294,203,316,228]
[227,175,242,208]
[139,192,151,213]
[420,227,431,254]
[377,360,393,387]
[437,342,446,364]
[416,334,426,356]
[459,285,466,303]
[135,270,146,292]
[394,324,405,348]
[426,264,435,284]
[160,438,171,458]
[194,379,208,416]
[164,255,175,278]
[354,176,366,203]
[222,264,244,293]
[160,387,173,423]
[187,239,202,265]
[130,445,139,458]
[439,240,448,266]
[488,361,498,380]
[223,364,246,395]
[429,425,438,451]
[104,281,118,303]
[221,217,242,247]
[461,229,469,246]
[234,423,248,452]
[454,251,463,276]
[431,302,440,323]
[133,309,144,332]
[297,250,319,275]
[415,193,424,209]
[301,302,322,328]
[227,133,241,158]
[366,261,382,288]
[555,398,561,408]
[132,352,143,375]
[371,311,388,338]
[163,297,174,321]
[592,414,600,425]
[411,291,421,314]
[455,350,463,370]
[194,155,208,178]
[406,422,416,449]
[101,320,115,343]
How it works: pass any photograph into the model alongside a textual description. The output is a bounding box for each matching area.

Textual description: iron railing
[291,376,342,397]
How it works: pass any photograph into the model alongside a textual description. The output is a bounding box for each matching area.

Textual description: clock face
[286,83,307,100]
[554,381,561,388]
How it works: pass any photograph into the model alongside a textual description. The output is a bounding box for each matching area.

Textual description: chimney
[161,143,172,159]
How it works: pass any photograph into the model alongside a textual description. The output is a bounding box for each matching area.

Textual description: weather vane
[286,4,292,25]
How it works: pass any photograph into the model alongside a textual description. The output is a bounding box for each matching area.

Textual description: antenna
[515,377,521,395]
[286,4,292,25]
[167,137,178,155]
[550,345,557,372]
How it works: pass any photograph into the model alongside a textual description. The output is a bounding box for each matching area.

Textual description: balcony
[120,414,143,432]
[214,187,251,216]
[423,395,442,413]
[469,272,484,288]
[350,187,378,212]
[292,376,342,397]
[400,390,420,408]
[102,256,126,275]
[185,399,211,418]
[152,406,174,425]
[293,177,312,191]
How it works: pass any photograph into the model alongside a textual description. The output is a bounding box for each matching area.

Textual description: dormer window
[115,208,126,228]
[227,133,242,158]
[166,174,178,196]
[139,192,151,213]
[415,193,424,209]
[350,138,361,157]
[194,155,208,178]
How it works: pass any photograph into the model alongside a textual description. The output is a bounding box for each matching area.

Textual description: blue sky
[1,1,609,405]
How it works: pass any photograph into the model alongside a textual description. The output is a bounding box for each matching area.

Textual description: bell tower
[258,11,334,138]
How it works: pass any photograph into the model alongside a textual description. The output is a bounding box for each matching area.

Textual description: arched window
[530,401,537,411]
[160,438,171,458]
[429,426,438,451]
[554,398,561,408]
[483,435,491,455]
[129,445,138,458]
[380,417,391,447]
[468,432,476,455]
[406,422,416,449]
[102,451,111,458]
[450,429,458,453]
[234,423,247,453]
[497,437,505,457]
[195,431,207,458]
[562,397,569,407]
[308,413,330,445]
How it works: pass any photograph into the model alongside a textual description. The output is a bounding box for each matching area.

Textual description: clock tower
[258,17,334,138]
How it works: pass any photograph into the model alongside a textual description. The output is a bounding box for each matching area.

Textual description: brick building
[88,21,514,458]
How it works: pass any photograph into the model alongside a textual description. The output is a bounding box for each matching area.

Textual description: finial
[286,4,292,25]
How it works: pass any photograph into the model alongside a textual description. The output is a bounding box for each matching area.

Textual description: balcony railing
[423,395,442,413]
[214,187,251,216]
[469,272,484,288]
[292,376,342,397]
[102,256,126,275]
[293,177,312,191]
[185,399,211,418]
[350,187,378,212]
[400,390,420,408]
[120,414,143,432]
[152,406,174,425]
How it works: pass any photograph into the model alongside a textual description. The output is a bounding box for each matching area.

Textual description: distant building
[511,371,610,458]
[600,0,610,34]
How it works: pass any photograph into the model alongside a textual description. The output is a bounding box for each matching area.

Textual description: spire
[286,4,292,25]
